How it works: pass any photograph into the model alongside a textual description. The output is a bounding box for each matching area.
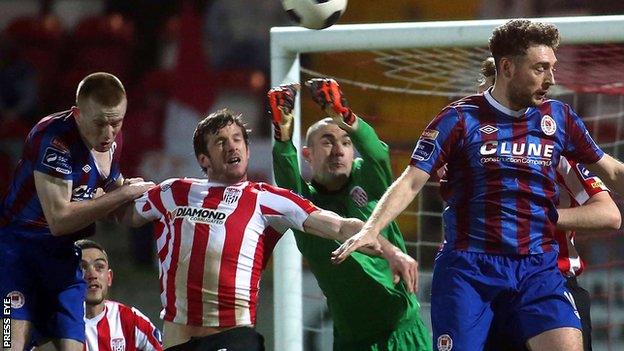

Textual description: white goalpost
[270,15,624,351]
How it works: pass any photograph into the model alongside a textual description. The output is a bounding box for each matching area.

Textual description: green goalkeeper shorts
[334,315,432,351]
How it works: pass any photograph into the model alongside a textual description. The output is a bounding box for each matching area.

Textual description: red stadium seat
[66,13,136,82]
[4,15,64,45]
[72,13,135,46]
[3,15,66,108]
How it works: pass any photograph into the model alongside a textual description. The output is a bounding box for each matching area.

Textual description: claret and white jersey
[84,300,162,351]
[555,156,608,277]
[135,178,318,328]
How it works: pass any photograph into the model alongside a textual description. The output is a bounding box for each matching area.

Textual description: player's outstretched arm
[557,191,621,231]
[332,165,430,263]
[306,78,359,132]
[302,209,382,255]
[587,154,624,196]
[113,201,153,228]
[34,171,154,236]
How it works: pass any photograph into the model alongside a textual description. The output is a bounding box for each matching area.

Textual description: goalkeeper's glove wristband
[267,84,297,141]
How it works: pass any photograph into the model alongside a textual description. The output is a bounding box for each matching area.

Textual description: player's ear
[500,57,513,79]
[107,269,113,287]
[302,146,312,163]
[197,153,211,171]
[71,106,81,120]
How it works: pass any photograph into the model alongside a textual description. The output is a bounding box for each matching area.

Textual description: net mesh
[302,44,624,97]
[298,43,624,351]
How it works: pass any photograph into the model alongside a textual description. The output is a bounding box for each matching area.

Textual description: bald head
[306,117,336,146]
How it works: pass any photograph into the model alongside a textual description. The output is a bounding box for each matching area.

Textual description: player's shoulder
[540,99,574,117]
[106,300,153,324]
[448,94,485,111]
[156,177,204,191]
[105,299,124,309]
[30,110,75,138]
[253,181,277,192]
[437,94,485,119]
[254,182,302,197]
[26,110,76,153]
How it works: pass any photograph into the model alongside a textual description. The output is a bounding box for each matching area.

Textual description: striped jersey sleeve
[557,156,608,207]
[257,183,318,232]
[555,156,608,277]
[134,178,178,221]
[31,124,75,180]
[562,104,604,164]
[410,106,464,174]
[130,306,162,351]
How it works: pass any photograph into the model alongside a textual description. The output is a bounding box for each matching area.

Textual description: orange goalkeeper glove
[267,84,298,142]
[306,78,356,126]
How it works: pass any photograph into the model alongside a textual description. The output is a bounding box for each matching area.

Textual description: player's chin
[85,295,104,305]
[94,144,112,152]
[328,169,350,179]
[226,168,247,181]
[532,93,548,105]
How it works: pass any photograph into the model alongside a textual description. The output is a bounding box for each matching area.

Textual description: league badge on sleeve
[42,147,72,175]
[421,129,439,140]
[411,139,435,162]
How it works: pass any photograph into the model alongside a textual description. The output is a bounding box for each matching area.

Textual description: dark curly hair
[489,19,560,67]
[193,109,250,173]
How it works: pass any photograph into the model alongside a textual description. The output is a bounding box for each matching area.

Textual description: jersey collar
[484,88,529,118]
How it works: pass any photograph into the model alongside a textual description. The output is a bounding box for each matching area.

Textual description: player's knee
[7,319,32,351]
[526,327,582,351]
[55,338,84,351]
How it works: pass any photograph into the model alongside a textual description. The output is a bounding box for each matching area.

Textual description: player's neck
[208,173,247,185]
[490,84,526,112]
[313,175,349,192]
[86,302,106,319]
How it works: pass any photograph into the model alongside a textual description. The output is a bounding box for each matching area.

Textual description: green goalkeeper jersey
[272,118,424,344]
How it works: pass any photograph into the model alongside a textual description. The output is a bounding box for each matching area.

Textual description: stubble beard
[508,81,537,109]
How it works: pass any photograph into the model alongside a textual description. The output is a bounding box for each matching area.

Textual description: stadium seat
[3,14,65,108]
[67,13,136,81]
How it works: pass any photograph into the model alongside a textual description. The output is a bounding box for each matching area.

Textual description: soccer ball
[281,0,348,30]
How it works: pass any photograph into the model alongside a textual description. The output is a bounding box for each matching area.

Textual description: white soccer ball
[281,0,348,30]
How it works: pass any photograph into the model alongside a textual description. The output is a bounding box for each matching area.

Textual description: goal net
[270,16,624,351]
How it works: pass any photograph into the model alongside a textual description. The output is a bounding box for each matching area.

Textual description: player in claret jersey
[0,72,153,351]
[332,19,624,351]
[478,56,616,351]
[115,109,386,351]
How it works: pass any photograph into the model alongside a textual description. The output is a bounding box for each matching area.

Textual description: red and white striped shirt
[84,300,162,351]
[135,179,317,328]
[555,156,608,277]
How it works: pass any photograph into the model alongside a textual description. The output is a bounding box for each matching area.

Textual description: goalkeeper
[269,79,432,351]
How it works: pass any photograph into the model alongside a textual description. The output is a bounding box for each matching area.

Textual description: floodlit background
[1,1,624,350]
